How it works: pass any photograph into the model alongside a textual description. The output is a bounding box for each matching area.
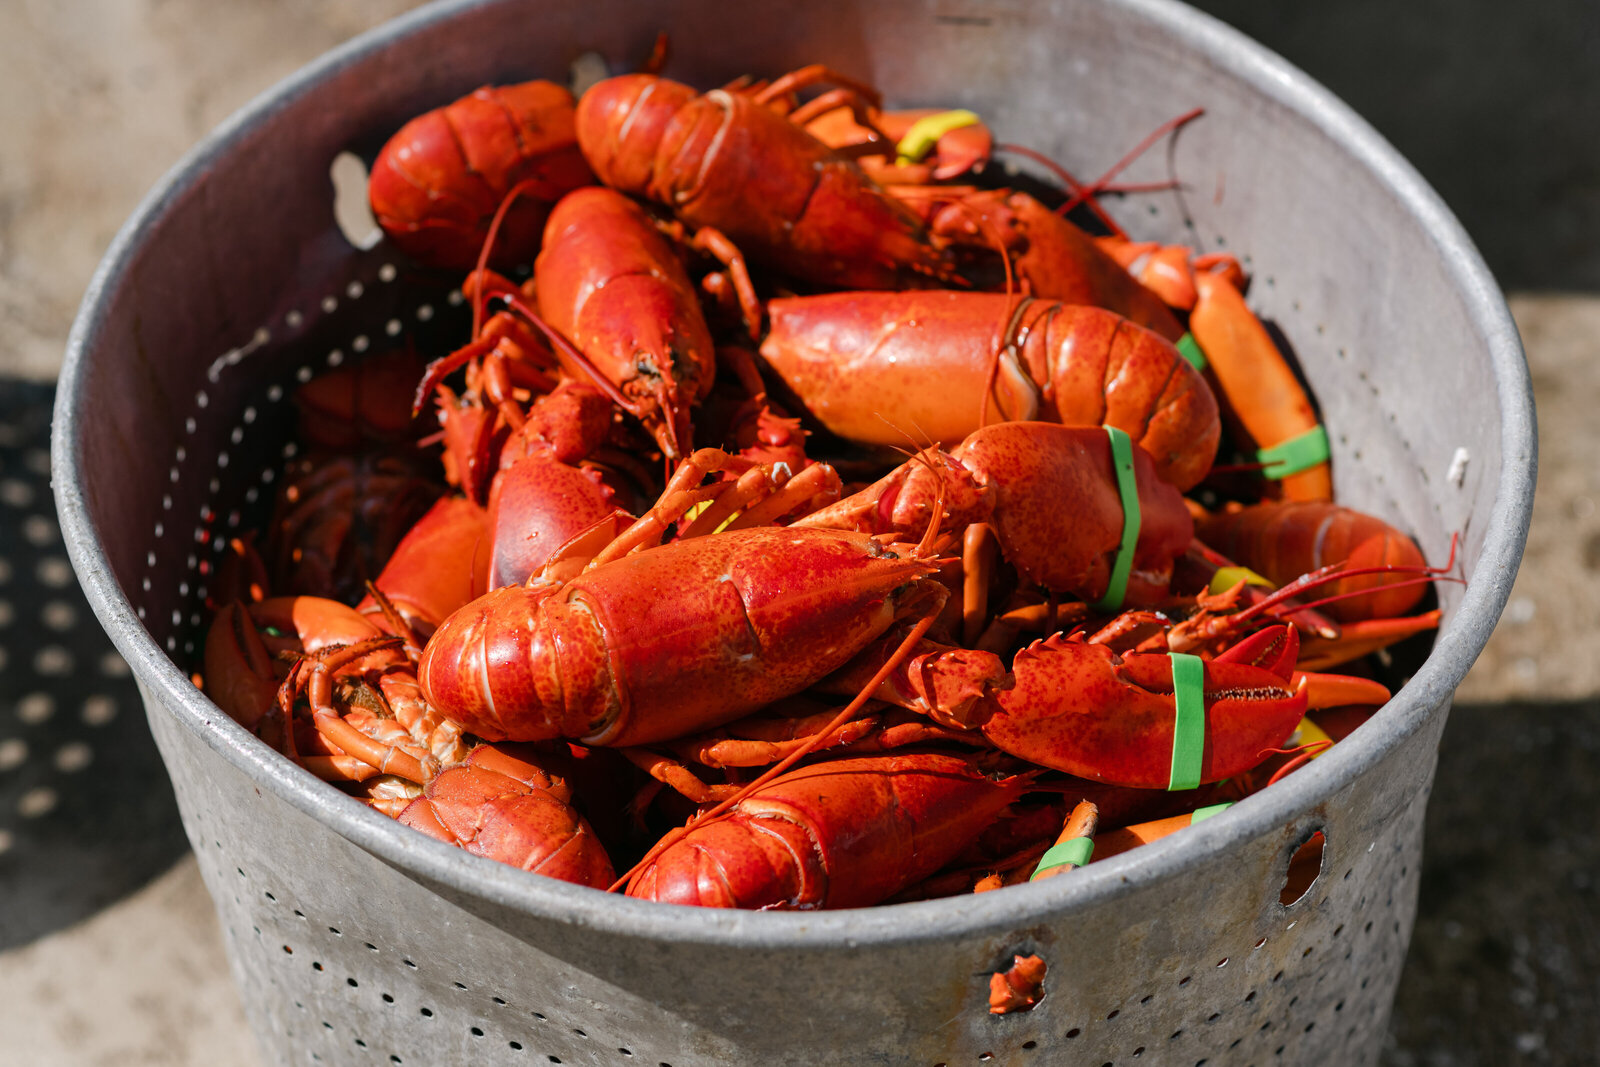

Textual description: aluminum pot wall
[56,0,1534,1064]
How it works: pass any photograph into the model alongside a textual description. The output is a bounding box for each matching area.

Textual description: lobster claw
[202,601,278,731]
[981,627,1307,789]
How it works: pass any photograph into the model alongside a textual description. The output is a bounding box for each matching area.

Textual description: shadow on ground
[0,380,187,949]
[1384,700,1600,1066]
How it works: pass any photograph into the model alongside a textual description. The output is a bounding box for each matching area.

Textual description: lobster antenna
[994,142,1128,238]
[469,176,544,340]
[1056,107,1205,220]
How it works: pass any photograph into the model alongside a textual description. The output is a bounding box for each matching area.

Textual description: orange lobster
[759,292,1220,491]
[368,80,594,270]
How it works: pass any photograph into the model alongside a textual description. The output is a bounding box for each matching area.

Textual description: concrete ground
[1,1,1594,1064]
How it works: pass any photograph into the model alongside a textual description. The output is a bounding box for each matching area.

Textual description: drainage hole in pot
[1066,1029,1081,1039]
[1132,1050,1144,1059]
[1022,1042,1036,1050]
[419,1008,432,1018]
[404,959,417,968]
[471,1028,484,1038]
[347,978,358,988]
[1106,1010,1119,1020]
[389,1057,401,1064]
[381,994,393,1004]
[494,997,507,1006]
[311,962,323,972]
[619,1050,633,1057]
[1170,1030,1183,1041]
[509,1042,522,1051]
[353,1038,366,1048]
[454,981,467,990]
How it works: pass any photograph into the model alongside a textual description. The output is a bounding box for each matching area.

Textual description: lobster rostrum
[759,292,1220,491]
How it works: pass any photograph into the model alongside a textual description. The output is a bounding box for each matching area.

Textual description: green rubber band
[1176,332,1208,371]
[1168,653,1207,791]
[895,109,981,163]
[1030,837,1094,880]
[1190,802,1233,825]
[1256,424,1330,480]
[1093,426,1141,613]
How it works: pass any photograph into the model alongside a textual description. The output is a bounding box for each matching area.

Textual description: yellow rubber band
[1208,566,1273,596]
[895,109,981,164]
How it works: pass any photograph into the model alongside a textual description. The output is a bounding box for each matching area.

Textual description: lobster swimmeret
[192,57,1443,912]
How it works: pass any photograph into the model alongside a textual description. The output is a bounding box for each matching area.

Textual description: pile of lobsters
[199,59,1444,914]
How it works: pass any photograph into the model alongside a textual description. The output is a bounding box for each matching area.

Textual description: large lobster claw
[981,626,1307,789]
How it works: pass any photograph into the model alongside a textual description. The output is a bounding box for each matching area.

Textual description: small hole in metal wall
[1066,1028,1081,1039]
[322,1022,333,1030]
[1304,1023,1315,1034]
[454,982,468,990]
[1272,971,1283,982]
[312,962,323,971]
[620,1050,634,1057]
[390,1057,402,1065]
[1196,1060,1208,1066]
[264,891,276,901]
[381,994,394,1004]
[1244,991,1256,1003]
[1281,831,1325,906]
[1208,1013,1221,1022]
[979,1055,993,1062]
[1275,1047,1286,1057]
[548,1058,561,1064]
[347,978,359,988]
[330,152,382,250]
[1022,1042,1037,1050]
[1216,957,1229,968]
[328,927,341,936]
[493,997,506,1006]
[365,942,377,951]
[572,1029,587,1037]
[1230,1039,1242,1049]
[509,1042,523,1051]
[1255,938,1267,949]
[1178,976,1191,987]
[1170,1030,1183,1040]
[404,959,417,969]
[1302,946,1315,958]
[1360,978,1370,990]
[419,1008,433,1018]
[1106,1009,1120,1020]
[471,1028,484,1037]
[1140,996,1153,1005]
[282,945,293,954]
[1335,1000,1345,1012]
[1133,1050,1144,1059]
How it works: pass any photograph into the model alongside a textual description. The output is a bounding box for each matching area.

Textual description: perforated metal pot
[53,1,1534,1064]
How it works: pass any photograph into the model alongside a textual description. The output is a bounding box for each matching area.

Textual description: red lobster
[574,73,953,289]
[625,753,1029,909]
[368,80,594,270]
